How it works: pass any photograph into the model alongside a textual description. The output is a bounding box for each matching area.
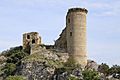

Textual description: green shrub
[3,46,23,57]
[64,57,76,67]
[6,75,26,80]
[3,63,16,76]
[82,69,100,80]
[1,46,29,77]
[63,58,82,73]
[68,75,79,80]
[109,65,120,75]
[98,63,109,76]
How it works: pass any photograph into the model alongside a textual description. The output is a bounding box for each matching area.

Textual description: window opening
[27,35,30,39]
[70,32,72,36]
[32,39,35,44]
[68,18,70,23]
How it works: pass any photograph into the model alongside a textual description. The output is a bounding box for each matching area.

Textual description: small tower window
[27,35,30,39]
[68,18,70,23]
[32,39,35,44]
[70,32,72,36]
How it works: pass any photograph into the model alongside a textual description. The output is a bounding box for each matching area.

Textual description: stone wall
[55,28,67,52]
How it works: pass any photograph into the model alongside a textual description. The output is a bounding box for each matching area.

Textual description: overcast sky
[0,0,120,66]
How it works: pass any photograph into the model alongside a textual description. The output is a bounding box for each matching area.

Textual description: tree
[1,46,29,77]
[98,63,109,76]
[109,65,120,75]
[82,69,100,80]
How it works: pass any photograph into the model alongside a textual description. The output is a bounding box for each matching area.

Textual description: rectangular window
[70,32,72,36]
[27,35,30,39]
[68,18,70,23]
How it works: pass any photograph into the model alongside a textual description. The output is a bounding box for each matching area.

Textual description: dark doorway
[32,39,35,44]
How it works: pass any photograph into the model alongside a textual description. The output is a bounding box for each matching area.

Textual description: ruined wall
[55,28,67,52]
[23,32,41,50]
[55,8,88,67]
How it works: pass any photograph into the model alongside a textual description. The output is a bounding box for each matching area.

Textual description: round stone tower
[66,8,88,67]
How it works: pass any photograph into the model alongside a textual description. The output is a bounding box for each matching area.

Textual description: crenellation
[67,8,88,14]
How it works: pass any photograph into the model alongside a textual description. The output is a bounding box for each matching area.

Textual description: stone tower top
[23,32,41,50]
[67,8,88,14]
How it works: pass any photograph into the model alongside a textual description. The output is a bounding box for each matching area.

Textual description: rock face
[30,45,69,63]
[16,46,69,80]
[18,61,55,80]
[86,60,99,71]
[52,68,83,80]
[18,61,83,80]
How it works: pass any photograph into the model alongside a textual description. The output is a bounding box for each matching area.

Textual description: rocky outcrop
[18,61,55,80]
[16,47,69,80]
[52,68,83,80]
[31,45,69,63]
[86,60,99,71]
[17,61,83,80]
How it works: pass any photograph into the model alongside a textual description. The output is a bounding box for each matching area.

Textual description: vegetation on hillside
[0,46,29,79]
[23,51,64,68]
[82,69,100,80]
[6,75,26,80]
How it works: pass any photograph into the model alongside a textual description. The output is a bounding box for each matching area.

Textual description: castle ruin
[23,8,88,67]
[23,32,41,53]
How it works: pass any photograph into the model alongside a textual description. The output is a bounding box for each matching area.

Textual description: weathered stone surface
[86,60,99,71]
[0,56,7,80]
[18,61,55,80]
[30,45,69,63]
[16,47,69,80]
[0,56,7,63]
[52,68,83,80]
